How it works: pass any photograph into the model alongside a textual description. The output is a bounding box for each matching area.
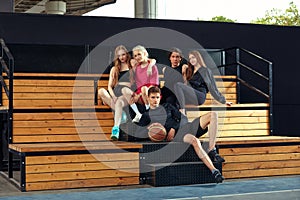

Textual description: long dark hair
[185,50,207,81]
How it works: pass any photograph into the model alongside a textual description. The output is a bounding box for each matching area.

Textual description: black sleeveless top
[118,70,130,82]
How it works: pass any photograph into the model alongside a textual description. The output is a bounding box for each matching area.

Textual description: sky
[84,0,300,23]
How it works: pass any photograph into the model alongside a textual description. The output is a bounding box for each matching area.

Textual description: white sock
[130,103,141,115]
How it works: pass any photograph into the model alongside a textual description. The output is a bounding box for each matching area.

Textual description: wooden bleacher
[2,72,300,191]
[3,73,142,191]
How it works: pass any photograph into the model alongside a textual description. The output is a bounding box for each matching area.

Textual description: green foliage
[252,2,300,26]
[210,16,236,23]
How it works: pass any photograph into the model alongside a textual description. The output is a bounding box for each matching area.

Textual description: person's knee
[210,111,218,120]
[98,88,106,96]
[115,99,124,108]
[141,86,148,95]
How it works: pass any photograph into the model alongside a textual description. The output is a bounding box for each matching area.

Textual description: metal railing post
[269,62,273,135]
[236,48,241,104]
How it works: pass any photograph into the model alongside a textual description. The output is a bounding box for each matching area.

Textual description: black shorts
[113,85,131,97]
[174,117,208,142]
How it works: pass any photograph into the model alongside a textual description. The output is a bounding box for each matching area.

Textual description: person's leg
[98,88,114,109]
[183,133,224,183]
[141,86,149,107]
[111,97,129,140]
[199,112,225,163]
[174,82,206,114]
[121,87,142,122]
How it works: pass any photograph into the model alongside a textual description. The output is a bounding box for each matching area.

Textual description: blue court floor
[0,175,299,200]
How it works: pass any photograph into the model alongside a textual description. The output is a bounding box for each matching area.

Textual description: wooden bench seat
[9,141,142,152]
[216,136,300,179]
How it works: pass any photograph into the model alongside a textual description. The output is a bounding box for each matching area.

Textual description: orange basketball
[148,123,167,142]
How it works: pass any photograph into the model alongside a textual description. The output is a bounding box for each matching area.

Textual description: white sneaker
[132,113,142,123]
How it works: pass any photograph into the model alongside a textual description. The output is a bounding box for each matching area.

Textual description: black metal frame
[212,47,273,135]
[0,38,14,173]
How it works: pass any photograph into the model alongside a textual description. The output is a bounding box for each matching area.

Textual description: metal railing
[212,47,273,135]
[0,38,14,144]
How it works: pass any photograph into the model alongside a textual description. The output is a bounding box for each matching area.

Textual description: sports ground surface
[0,175,299,200]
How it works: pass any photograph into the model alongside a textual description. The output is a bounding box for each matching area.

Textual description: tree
[210,16,236,23]
[252,2,300,26]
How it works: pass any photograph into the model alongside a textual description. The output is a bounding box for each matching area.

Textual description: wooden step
[9,141,142,153]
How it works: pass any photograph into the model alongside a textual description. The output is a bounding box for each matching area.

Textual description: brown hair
[111,45,134,86]
[168,47,183,60]
[186,50,207,81]
[148,86,161,97]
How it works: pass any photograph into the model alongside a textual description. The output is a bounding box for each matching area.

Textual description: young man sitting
[137,86,225,183]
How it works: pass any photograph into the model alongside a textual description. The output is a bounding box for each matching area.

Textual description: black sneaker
[208,149,225,163]
[212,169,225,183]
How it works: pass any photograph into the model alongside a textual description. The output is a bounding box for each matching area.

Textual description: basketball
[148,123,167,142]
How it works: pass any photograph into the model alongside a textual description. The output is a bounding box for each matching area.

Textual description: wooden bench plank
[13,127,111,135]
[223,160,300,172]
[223,167,300,179]
[217,136,300,145]
[26,168,139,182]
[14,112,113,120]
[9,141,142,152]
[26,177,139,191]
[26,152,140,164]
[220,145,300,156]
[26,160,140,173]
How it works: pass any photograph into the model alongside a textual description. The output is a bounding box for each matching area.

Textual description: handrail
[214,47,273,135]
[0,38,14,147]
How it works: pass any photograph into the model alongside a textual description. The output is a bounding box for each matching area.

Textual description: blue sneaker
[110,126,119,141]
[121,111,127,124]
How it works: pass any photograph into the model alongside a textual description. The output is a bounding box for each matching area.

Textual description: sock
[145,104,150,110]
[211,169,218,174]
[130,103,141,115]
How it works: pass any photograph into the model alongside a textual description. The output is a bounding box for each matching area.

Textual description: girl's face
[169,52,181,67]
[133,50,146,63]
[117,49,128,63]
[189,54,198,66]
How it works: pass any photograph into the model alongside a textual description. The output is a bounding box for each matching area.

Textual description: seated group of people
[98,45,232,183]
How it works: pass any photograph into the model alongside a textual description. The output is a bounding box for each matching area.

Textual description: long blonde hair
[186,50,207,81]
[111,45,134,86]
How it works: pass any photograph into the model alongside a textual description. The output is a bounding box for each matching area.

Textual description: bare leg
[141,86,149,105]
[183,134,216,171]
[121,87,142,122]
[183,133,224,183]
[200,112,218,152]
[114,97,128,127]
[98,88,114,109]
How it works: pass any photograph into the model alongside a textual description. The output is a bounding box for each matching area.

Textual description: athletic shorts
[113,84,131,97]
[174,117,208,142]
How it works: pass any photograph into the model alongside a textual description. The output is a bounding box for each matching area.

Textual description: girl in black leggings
[174,50,232,114]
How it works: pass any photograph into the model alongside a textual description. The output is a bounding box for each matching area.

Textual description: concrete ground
[0,175,299,200]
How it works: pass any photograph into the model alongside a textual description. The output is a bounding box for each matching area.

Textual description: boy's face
[148,92,161,109]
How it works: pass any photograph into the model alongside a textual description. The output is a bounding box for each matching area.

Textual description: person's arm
[149,65,159,86]
[182,64,188,84]
[138,112,151,126]
[201,68,229,104]
[107,67,118,103]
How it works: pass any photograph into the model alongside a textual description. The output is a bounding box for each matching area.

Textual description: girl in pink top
[122,45,159,122]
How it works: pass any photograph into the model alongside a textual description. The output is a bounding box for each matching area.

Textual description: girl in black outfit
[174,50,232,114]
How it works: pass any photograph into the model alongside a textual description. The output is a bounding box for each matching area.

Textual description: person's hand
[167,128,175,142]
[130,93,140,104]
[225,101,233,106]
